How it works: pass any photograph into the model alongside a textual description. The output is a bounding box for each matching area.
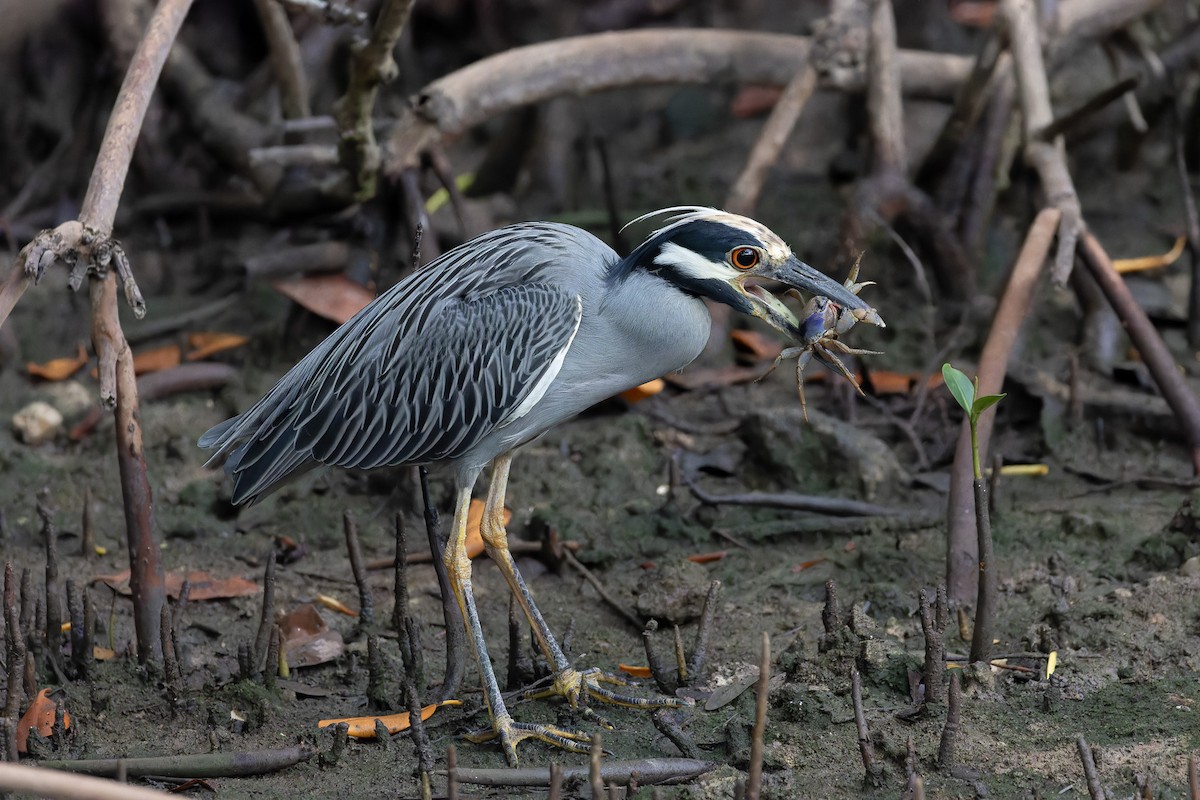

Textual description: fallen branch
[36,744,316,778]
[385,29,972,170]
[0,764,172,800]
[440,758,715,787]
[683,470,895,517]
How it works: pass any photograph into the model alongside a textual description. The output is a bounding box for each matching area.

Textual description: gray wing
[199,224,595,504]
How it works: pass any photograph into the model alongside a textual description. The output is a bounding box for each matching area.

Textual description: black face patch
[656,221,765,265]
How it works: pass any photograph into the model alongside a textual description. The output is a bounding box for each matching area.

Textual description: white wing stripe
[498,295,583,427]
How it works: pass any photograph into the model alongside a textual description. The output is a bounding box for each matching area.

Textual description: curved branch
[385,29,972,170]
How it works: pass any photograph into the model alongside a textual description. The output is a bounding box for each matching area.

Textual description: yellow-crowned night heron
[199,207,883,764]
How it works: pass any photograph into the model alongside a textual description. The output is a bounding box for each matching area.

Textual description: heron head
[620,207,884,337]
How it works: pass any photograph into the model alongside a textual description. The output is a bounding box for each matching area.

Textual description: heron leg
[480,454,687,715]
[443,484,588,766]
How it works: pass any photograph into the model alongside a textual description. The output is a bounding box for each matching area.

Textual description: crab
[760,253,883,420]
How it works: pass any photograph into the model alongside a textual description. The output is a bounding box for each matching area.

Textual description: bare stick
[1189,755,1198,800]
[333,0,415,199]
[867,0,907,174]
[746,633,770,800]
[1077,736,1105,800]
[343,511,374,625]
[562,548,643,631]
[1080,233,1200,471]
[386,30,972,170]
[548,762,563,800]
[946,208,1059,601]
[273,0,367,25]
[4,589,24,719]
[446,745,458,800]
[252,0,310,120]
[446,758,714,788]
[254,550,277,670]
[0,763,175,800]
[687,581,720,678]
[36,745,317,778]
[725,63,818,215]
[852,668,880,785]
[938,672,960,770]
[80,487,94,559]
[1002,0,1084,286]
[590,735,604,799]
[418,466,464,702]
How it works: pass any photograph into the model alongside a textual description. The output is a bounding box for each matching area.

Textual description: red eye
[731,247,759,270]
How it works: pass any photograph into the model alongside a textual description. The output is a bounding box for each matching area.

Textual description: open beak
[734,255,885,335]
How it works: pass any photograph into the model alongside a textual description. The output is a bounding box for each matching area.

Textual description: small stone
[12,401,63,445]
[40,380,94,419]
[1181,556,1200,577]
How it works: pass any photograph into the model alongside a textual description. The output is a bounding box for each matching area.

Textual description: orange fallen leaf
[620,379,665,404]
[93,645,117,661]
[1113,236,1186,274]
[316,593,358,617]
[27,343,88,381]
[273,273,375,325]
[16,689,70,753]
[730,329,783,362]
[791,557,827,573]
[618,664,653,679]
[318,700,462,738]
[687,550,727,564]
[280,602,345,668]
[131,344,182,375]
[186,332,250,361]
[94,569,258,601]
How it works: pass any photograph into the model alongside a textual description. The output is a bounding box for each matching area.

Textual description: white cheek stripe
[499,295,584,427]
[654,241,738,283]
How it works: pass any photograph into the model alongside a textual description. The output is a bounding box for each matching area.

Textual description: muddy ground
[4,3,1200,799]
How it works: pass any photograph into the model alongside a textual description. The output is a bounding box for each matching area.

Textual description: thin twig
[252,0,311,120]
[746,633,770,800]
[852,667,881,785]
[343,511,374,625]
[418,466,465,702]
[590,735,605,799]
[254,550,277,670]
[725,63,819,215]
[1188,754,1198,800]
[563,548,642,632]
[444,758,714,787]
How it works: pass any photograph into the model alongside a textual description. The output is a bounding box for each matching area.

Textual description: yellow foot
[464,713,591,766]
[525,667,694,713]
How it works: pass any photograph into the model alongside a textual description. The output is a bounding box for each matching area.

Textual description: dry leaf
[949,0,996,27]
[618,664,652,679]
[687,551,727,564]
[620,379,665,404]
[868,371,943,396]
[730,329,783,361]
[280,603,345,668]
[93,645,117,661]
[317,700,461,739]
[94,569,258,601]
[27,343,88,381]
[186,331,250,361]
[272,273,375,324]
[315,593,358,617]
[131,344,182,375]
[16,688,70,753]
